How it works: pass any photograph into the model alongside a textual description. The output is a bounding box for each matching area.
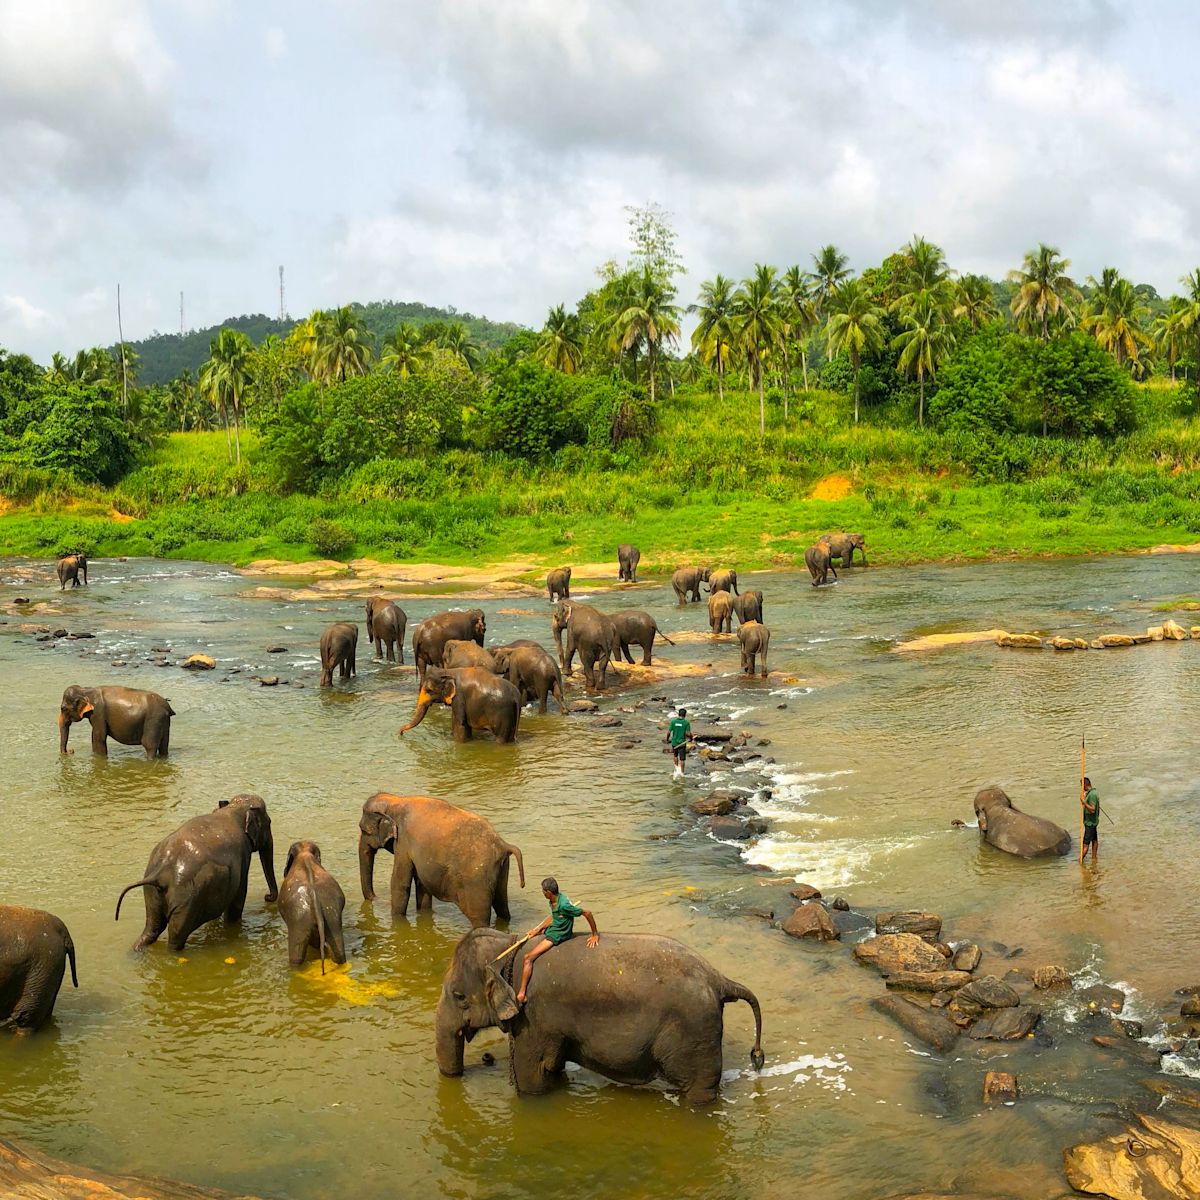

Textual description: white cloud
[263,26,286,60]
[0,295,51,330]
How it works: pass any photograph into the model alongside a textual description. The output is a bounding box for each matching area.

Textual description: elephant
[114,794,278,952]
[551,601,619,690]
[671,566,710,605]
[56,554,88,590]
[398,667,521,742]
[737,620,770,677]
[973,786,1071,858]
[442,639,497,672]
[804,541,838,587]
[708,591,734,634]
[319,622,358,687]
[59,685,174,758]
[491,643,566,714]
[610,609,676,665]
[0,906,77,1033]
[546,567,572,602]
[365,596,407,663]
[359,792,525,927]
[412,609,486,680]
[278,841,346,972]
[732,590,764,624]
[617,543,641,583]
[823,532,867,567]
[707,568,739,595]
[436,927,765,1106]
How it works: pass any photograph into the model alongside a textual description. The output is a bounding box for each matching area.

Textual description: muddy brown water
[3,554,1200,1199]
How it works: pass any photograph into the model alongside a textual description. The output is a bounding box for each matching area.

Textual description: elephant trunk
[359,835,377,900]
[399,693,433,734]
[58,710,71,754]
[259,831,279,902]
[435,993,466,1076]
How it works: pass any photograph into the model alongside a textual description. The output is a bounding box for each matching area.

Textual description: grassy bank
[4,386,1200,576]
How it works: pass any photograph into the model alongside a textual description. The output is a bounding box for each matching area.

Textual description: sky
[3,0,1200,362]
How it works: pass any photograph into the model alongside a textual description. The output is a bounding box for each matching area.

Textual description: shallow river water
[3,553,1200,1199]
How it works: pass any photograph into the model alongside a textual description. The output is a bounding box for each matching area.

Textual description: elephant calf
[546,566,571,602]
[59,684,174,758]
[824,532,867,567]
[707,568,738,595]
[279,841,346,972]
[611,609,676,666]
[0,906,78,1034]
[672,566,709,605]
[319,622,358,688]
[617,543,640,582]
[804,541,837,587]
[492,643,565,714]
[738,620,770,677]
[732,590,764,624]
[365,597,407,664]
[443,639,497,672]
[707,591,734,634]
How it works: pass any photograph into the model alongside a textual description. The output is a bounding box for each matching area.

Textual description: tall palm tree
[606,266,680,404]
[438,321,481,372]
[313,306,372,383]
[167,369,197,432]
[1008,244,1081,341]
[893,291,955,427]
[1153,297,1189,382]
[734,264,782,436]
[380,322,431,377]
[534,305,584,374]
[781,265,819,403]
[953,275,1000,330]
[900,235,951,297]
[1176,270,1200,389]
[689,275,738,401]
[1081,269,1149,366]
[824,278,886,424]
[292,309,326,379]
[199,328,254,462]
[44,352,70,384]
[810,245,852,310]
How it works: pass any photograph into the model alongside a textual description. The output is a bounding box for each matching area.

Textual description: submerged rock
[953,944,982,972]
[181,654,216,670]
[1033,964,1072,990]
[689,794,734,816]
[871,995,959,1052]
[1078,983,1126,1014]
[968,1007,1040,1040]
[884,970,972,993]
[982,1071,1019,1105]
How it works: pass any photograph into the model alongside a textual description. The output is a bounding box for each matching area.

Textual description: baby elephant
[319,622,358,687]
[278,841,347,972]
[0,906,78,1034]
[738,620,770,677]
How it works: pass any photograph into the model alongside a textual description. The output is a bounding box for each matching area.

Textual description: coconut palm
[781,265,819,402]
[533,306,584,374]
[810,245,852,311]
[824,278,886,424]
[893,291,955,427]
[733,265,783,436]
[381,322,431,377]
[1008,244,1081,341]
[44,352,70,384]
[1153,297,1189,382]
[953,275,1000,330]
[313,306,372,383]
[199,328,254,462]
[438,321,481,372]
[606,266,680,404]
[166,369,197,432]
[1175,270,1200,387]
[1081,269,1149,366]
[689,275,738,401]
[899,235,952,298]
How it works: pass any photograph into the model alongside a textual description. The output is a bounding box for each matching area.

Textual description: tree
[734,265,782,436]
[824,278,886,424]
[534,305,584,374]
[1153,296,1189,382]
[954,275,1000,330]
[165,369,197,432]
[898,235,952,298]
[605,266,680,404]
[437,321,481,372]
[1173,269,1200,394]
[1008,244,1081,343]
[21,382,135,483]
[809,245,852,310]
[312,305,373,383]
[781,266,819,402]
[199,328,254,462]
[625,203,686,288]
[689,275,738,401]
[1021,332,1136,437]
[893,290,955,426]
[380,322,431,377]
[1081,268,1149,367]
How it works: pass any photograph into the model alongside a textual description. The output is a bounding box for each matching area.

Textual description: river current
[2,554,1199,1199]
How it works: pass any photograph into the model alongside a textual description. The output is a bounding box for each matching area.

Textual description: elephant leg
[656,1034,722,1107]
[133,888,169,951]
[537,683,548,715]
[511,1032,564,1096]
[288,923,312,967]
[386,640,396,663]
[390,854,415,916]
[414,878,433,912]
[167,903,206,953]
[90,719,109,756]
[493,858,511,922]
[326,921,347,964]
[641,636,653,666]
[621,642,635,664]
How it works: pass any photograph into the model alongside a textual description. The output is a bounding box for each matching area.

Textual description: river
[2,554,1199,1199]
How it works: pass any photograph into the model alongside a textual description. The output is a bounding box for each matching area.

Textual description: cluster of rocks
[997,620,1196,650]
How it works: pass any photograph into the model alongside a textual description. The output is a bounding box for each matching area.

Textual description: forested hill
[124,300,526,385]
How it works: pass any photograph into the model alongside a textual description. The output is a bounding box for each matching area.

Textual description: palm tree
[292,309,326,379]
[313,306,372,383]
[1176,270,1200,389]
[438,321,481,372]
[1081,269,1149,366]
[1008,244,1081,341]
[1153,297,1189,382]
[166,369,197,431]
[893,291,955,427]
[900,235,951,296]
[954,275,1000,330]
[380,322,431,377]
[781,265,819,404]
[689,275,738,401]
[810,245,852,310]
[199,328,254,462]
[734,264,783,436]
[534,305,584,374]
[824,278,886,424]
[45,352,70,384]
[606,266,680,404]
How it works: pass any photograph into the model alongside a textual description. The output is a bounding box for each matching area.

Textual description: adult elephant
[436,928,765,1106]
[491,643,566,714]
[672,566,710,605]
[708,591,734,634]
[278,841,346,972]
[973,786,1071,858]
[611,609,676,665]
[114,794,278,952]
[732,590,764,624]
[319,622,358,687]
[804,541,837,587]
[546,567,572,602]
[359,793,525,927]
[443,639,497,672]
[0,907,77,1033]
[737,620,770,677]
[365,596,407,663]
[707,568,738,595]
[551,601,618,690]
[617,544,641,583]
[413,609,486,680]
[59,685,174,758]
[56,554,88,590]
[398,667,520,742]
[824,532,867,567]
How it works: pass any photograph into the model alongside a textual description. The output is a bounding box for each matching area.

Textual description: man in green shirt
[516,876,599,1005]
[667,707,692,779]
[1080,776,1100,865]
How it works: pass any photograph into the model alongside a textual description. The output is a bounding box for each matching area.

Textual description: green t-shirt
[1083,788,1100,828]
[668,717,691,747]
[546,893,583,944]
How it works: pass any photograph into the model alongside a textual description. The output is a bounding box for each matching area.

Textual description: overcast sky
[3,0,1200,362]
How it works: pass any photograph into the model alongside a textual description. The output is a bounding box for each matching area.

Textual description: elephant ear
[78,700,94,716]
[442,680,457,704]
[484,965,520,1028]
[284,843,299,877]
[217,798,230,809]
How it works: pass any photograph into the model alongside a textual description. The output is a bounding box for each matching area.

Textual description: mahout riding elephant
[708,591,734,634]
[491,643,566,714]
[611,609,676,665]
[0,906,77,1033]
[707,568,738,595]
[56,554,88,590]
[436,928,765,1105]
[59,685,174,758]
[412,609,486,680]
[973,786,1071,858]
[398,667,520,742]
[365,596,407,663]
[551,601,619,690]
[737,620,770,677]
[442,639,497,672]
[546,567,572,602]
[732,590,764,624]
[278,840,346,972]
[359,792,525,927]
[617,544,641,582]
[115,794,278,952]
[672,566,710,605]
[823,532,867,567]
[804,541,837,587]
[319,622,358,687]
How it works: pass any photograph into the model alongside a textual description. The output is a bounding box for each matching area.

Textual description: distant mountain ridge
[123,299,526,385]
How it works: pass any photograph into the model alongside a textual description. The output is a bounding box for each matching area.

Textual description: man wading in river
[668,707,692,779]
[516,877,599,1005]
[1080,776,1101,866]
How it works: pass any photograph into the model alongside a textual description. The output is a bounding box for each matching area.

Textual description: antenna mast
[278,265,285,321]
[180,290,184,336]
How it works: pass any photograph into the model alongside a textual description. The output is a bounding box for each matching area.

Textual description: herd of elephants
[2,534,869,1106]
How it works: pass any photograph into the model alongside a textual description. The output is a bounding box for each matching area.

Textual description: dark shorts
[545,931,573,947]
[672,743,687,761]
[1082,825,1099,846]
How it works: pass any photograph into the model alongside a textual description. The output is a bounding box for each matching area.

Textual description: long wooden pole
[1079,735,1086,864]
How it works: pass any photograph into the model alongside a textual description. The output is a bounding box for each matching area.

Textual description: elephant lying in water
[436,928,765,1106]
[0,906,78,1033]
[973,786,1071,858]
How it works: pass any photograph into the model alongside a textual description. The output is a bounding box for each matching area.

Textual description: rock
[982,1071,1019,1105]
[1097,633,1135,647]
[1149,624,1166,641]
[831,896,849,912]
[776,702,787,709]
[706,815,766,841]
[930,991,954,1008]
[51,627,68,638]
[968,1007,1040,1040]
[612,738,639,750]
[291,681,305,688]
[180,654,216,670]
[266,645,289,653]
[12,597,29,604]
[1033,964,1072,990]
[1141,1078,1200,1109]
[871,995,959,1053]
[258,676,280,687]
[995,632,1043,648]
[1181,996,1200,1017]
[1066,1114,1200,1199]
[854,933,947,976]
[151,646,170,653]
[1163,619,1190,641]
[568,700,598,713]
[884,970,972,993]
[1132,632,1154,644]
[595,716,623,728]
[1091,1035,1165,1068]
[1112,1018,1144,1038]
[781,904,839,942]
[691,727,733,743]
[953,944,982,972]
[875,911,942,942]
[743,906,775,922]
[756,737,772,746]
[950,818,966,828]
[949,975,1020,1024]
[689,794,734,816]
[1078,983,1126,1014]
[1048,636,1080,651]
[788,883,822,902]
[111,659,126,667]
[1192,626,1200,638]
[68,631,94,639]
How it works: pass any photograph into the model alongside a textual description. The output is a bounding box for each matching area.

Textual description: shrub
[310,518,354,558]
[20,383,136,484]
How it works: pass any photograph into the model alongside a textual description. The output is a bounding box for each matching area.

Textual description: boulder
[781,904,839,942]
[1033,964,1072,990]
[831,896,849,912]
[974,785,1071,858]
[706,815,766,841]
[689,794,734,816]
[1132,633,1154,645]
[595,716,623,728]
[949,975,1020,1025]
[1090,1035,1166,1068]
[995,633,1043,648]
[1181,996,1200,1017]
[875,911,942,942]
[1077,983,1126,1014]
[1163,619,1190,641]
[266,644,289,653]
[691,727,733,743]
[871,995,959,1053]
[1097,634,1135,647]
[180,654,216,670]
[982,1071,1019,1105]
[883,970,972,993]
[953,944,982,972]
[854,933,947,976]
[968,1007,1040,1040]
[1192,626,1200,638]
[789,883,823,902]
[1048,636,1080,651]
[1149,625,1166,642]
[258,676,280,687]
[568,700,598,713]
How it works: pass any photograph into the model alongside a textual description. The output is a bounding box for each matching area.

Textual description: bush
[1020,334,1137,437]
[309,518,353,558]
[929,327,1019,435]
[20,383,136,484]
[481,361,574,460]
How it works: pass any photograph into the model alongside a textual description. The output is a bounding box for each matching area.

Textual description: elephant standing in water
[114,794,278,952]
[737,620,770,677]
[436,928,765,1105]
[804,541,837,587]
[824,532,867,567]
[399,667,521,742]
[491,644,565,714]
[707,568,738,595]
[708,591,734,634]
[278,841,346,971]
[973,786,1071,858]
[732,590,764,624]
[0,906,77,1033]
[59,685,174,758]
[365,597,407,663]
[551,601,618,690]
[319,622,358,687]
[56,554,88,590]
[546,567,572,602]
[611,609,676,665]
[442,639,497,671]
[412,609,486,680]
[617,544,641,582]
[359,792,525,926]
[672,566,710,604]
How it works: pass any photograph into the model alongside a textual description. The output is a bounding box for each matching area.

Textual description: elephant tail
[64,930,78,988]
[166,704,176,717]
[721,978,765,1071]
[114,877,162,921]
[656,623,676,646]
[503,842,526,888]
[304,861,328,975]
